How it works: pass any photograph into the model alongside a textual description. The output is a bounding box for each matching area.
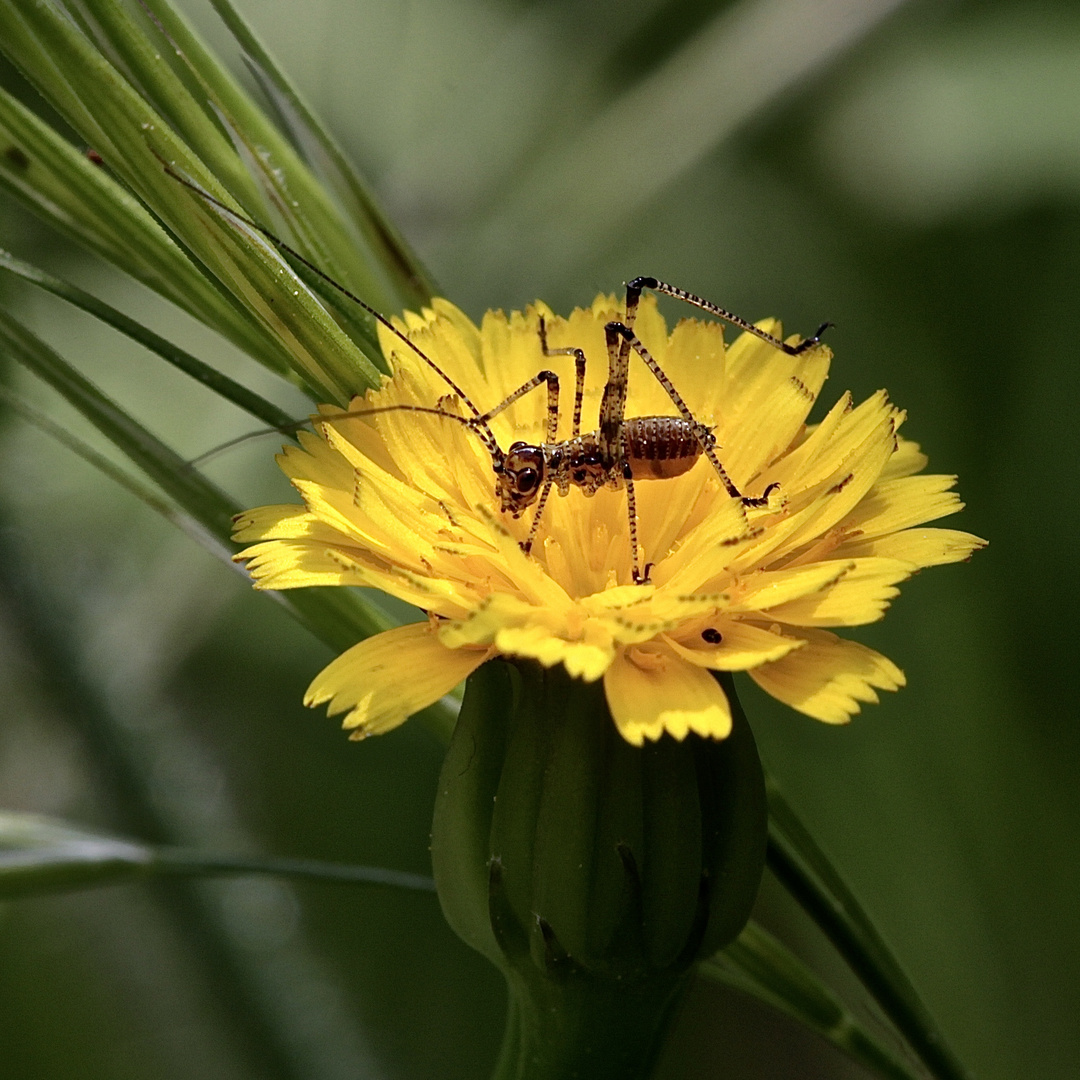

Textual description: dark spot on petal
[701,628,723,644]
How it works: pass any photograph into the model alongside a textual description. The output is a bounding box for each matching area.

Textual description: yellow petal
[715,345,831,489]
[880,436,928,480]
[727,562,855,613]
[305,622,491,738]
[235,539,372,590]
[749,628,905,724]
[839,528,988,567]
[760,557,914,627]
[841,474,963,538]
[231,504,347,544]
[662,317,728,424]
[664,619,805,670]
[603,643,732,745]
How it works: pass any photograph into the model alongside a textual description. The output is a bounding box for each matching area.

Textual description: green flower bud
[431,659,767,1080]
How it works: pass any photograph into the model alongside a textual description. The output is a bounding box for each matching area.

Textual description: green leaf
[0,307,459,736]
[702,920,922,1080]
[109,0,403,311]
[0,248,300,433]
[0,383,228,552]
[206,0,436,311]
[766,781,973,1080]
[0,305,384,648]
[0,811,436,900]
[75,0,396,361]
[0,812,151,898]
[0,0,382,400]
[0,83,277,367]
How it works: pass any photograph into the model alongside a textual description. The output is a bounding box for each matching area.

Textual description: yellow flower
[233,294,985,745]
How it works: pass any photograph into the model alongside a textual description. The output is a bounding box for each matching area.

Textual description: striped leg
[626,276,831,356]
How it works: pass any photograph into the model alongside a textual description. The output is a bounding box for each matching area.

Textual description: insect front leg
[538,315,587,438]
[521,476,555,555]
[476,368,561,443]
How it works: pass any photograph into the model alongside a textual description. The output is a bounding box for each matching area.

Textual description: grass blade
[0,0,382,400]
[703,920,923,1080]
[767,782,974,1080]
[207,0,436,310]
[0,248,301,432]
[0,811,435,900]
[0,84,280,366]
[0,305,385,648]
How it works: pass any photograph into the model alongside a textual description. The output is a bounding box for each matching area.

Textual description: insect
[167,167,829,584]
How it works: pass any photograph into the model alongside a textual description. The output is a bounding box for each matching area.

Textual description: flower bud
[431,659,766,1078]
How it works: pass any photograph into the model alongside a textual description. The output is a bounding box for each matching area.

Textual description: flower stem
[491,967,690,1080]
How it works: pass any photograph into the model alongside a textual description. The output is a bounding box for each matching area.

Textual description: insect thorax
[534,416,709,502]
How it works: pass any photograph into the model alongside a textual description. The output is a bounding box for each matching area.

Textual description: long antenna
[188,403,489,468]
[157,157,503,460]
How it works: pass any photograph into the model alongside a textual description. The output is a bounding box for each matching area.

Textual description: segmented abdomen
[623,416,702,479]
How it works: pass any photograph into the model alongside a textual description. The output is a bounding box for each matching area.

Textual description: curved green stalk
[767,784,973,1080]
[0,83,279,367]
[0,811,435,900]
[0,321,457,735]
[0,0,382,401]
[0,249,301,433]
[703,920,922,1080]
[0,307,382,644]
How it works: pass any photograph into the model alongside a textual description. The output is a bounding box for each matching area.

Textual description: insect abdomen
[623,417,702,479]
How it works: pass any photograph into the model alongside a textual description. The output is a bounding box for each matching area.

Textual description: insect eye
[516,468,539,493]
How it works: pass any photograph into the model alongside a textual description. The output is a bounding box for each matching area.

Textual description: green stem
[152,849,435,892]
[0,248,303,431]
[767,787,973,1080]
[205,0,437,311]
[491,968,690,1080]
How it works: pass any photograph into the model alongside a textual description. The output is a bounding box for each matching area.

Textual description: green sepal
[431,659,514,965]
[696,671,769,956]
[431,659,768,1079]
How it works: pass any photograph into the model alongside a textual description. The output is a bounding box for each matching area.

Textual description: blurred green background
[0,0,1076,1077]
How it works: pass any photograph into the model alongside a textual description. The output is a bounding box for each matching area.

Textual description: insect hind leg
[627,276,831,356]
[604,321,759,505]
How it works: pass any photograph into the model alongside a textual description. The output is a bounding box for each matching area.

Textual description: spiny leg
[626,276,831,356]
[521,476,555,555]
[476,369,561,443]
[605,322,778,506]
[598,315,633,464]
[538,315,587,438]
[621,460,650,585]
